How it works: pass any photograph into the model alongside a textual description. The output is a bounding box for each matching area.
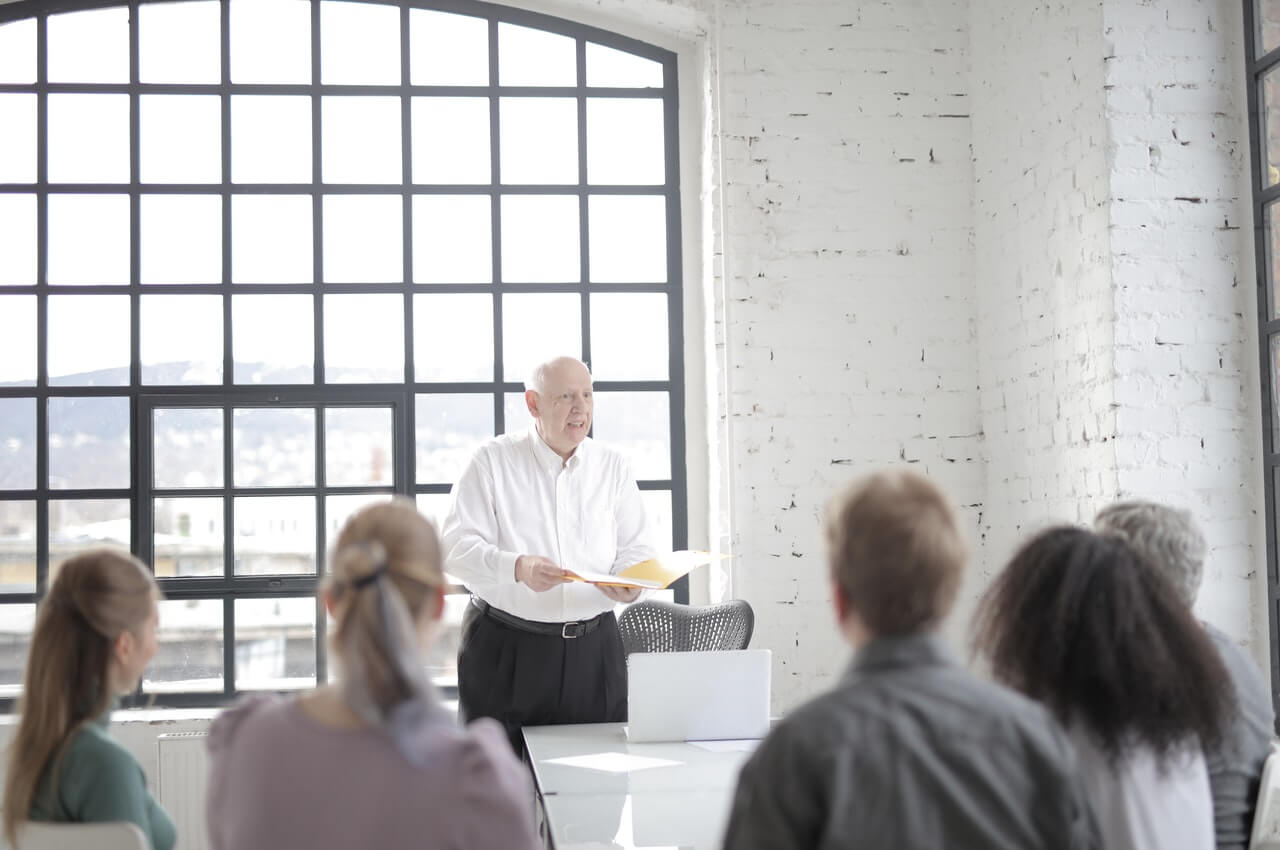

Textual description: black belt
[470,596,606,639]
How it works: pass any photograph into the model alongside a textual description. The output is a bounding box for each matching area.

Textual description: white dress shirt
[1070,725,1214,850]
[441,427,656,624]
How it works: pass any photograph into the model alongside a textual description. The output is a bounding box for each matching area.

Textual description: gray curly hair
[1093,500,1206,608]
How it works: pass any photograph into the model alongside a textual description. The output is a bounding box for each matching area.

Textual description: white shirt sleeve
[610,458,658,574]
[441,450,520,587]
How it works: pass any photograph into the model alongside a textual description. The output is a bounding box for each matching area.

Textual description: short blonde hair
[824,469,967,635]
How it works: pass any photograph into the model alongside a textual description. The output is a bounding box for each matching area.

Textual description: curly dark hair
[972,525,1234,766]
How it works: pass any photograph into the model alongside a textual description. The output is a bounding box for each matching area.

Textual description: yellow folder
[565,551,727,589]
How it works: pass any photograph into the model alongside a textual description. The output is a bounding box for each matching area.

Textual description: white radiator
[156,732,210,850]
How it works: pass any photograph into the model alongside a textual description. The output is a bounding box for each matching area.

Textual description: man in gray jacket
[1096,500,1275,850]
[723,468,1100,849]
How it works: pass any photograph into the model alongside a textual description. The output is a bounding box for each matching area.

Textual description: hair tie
[352,561,389,590]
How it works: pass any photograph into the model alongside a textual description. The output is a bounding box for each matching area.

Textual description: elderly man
[441,355,655,754]
[1095,501,1274,850]
[723,468,1100,849]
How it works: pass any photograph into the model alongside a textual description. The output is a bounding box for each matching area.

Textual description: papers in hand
[564,551,728,590]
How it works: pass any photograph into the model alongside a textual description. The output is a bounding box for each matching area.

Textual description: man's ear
[321,588,336,619]
[832,578,849,623]
[432,585,445,620]
[524,389,540,418]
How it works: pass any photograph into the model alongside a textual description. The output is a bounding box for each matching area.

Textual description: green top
[29,707,176,850]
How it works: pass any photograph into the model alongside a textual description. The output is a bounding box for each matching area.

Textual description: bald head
[525,356,593,460]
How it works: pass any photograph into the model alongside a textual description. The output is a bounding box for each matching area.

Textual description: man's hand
[515,555,572,592]
[598,584,641,603]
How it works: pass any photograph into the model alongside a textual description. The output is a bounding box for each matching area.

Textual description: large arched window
[0,0,685,706]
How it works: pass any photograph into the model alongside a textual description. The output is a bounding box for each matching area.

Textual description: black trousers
[458,600,628,756]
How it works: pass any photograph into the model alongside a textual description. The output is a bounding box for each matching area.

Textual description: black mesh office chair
[617,599,754,657]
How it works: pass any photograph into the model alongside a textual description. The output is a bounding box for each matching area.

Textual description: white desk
[523,722,756,850]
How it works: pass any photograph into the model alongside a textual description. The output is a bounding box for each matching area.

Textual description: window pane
[0,605,36,698]
[140,95,222,184]
[322,97,402,184]
[0,296,36,386]
[321,0,400,85]
[1269,202,1280,321]
[49,295,130,386]
[640,489,673,551]
[502,293,581,382]
[48,7,129,83]
[412,195,492,283]
[141,195,223,285]
[415,394,493,483]
[503,392,532,435]
[324,293,405,383]
[232,195,314,283]
[592,391,670,479]
[410,10,488,86]
[48,195,130,285]
[500,98,578,185]
[590,293,669,380]
[230,0,311,84]
[233,294,315,384]
[1262,0,1280,56]
[500,195,579,282]
[425,593,464,686]
[147,599,224,692]
[48,94,130,184]
[139,1,221,84]
[1265,66,1280,189]
[153,408,224,489]
[498,23,575,87]
[0,95,36,183]
[411,97,491,184]
[325,494,394,561]
[48,396,130,490]
[0,195,36,285]
[0,400,36,489]
[1274,334,1280,448]
[325,407,394,487]
[234,498,317,576]
[0,19,36,84]
[49,499,130,582]
[141,294,224,385]
[155,498,224,578]
[231,96,313,184]
[414,493,451,536]
[0,503,36,593]
[587,99,665,185]
[589,195,666,283]
[234,408,316,488]
[323,196,403,283]
[586,43,663,88]
[234,596,316,689]
[413,293,493,381]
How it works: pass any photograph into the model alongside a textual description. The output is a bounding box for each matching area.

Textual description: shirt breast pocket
[582,506,617,569]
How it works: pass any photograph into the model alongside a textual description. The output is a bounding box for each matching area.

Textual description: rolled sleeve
[441,451,521,587]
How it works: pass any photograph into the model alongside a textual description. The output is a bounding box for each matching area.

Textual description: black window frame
[0,0,688,709]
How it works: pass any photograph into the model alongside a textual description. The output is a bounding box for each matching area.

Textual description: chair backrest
[618,599,754,656]
[3,822,149,850]
[1249,743,1280,850]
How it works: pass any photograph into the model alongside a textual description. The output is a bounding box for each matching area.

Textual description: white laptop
[626,650,771,743]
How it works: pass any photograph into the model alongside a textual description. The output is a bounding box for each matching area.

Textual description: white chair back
[1,821,149,850]
[1249,743,1280,850]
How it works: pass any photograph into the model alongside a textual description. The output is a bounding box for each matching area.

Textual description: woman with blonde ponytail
[206,498,538,850]
[3,548,173,850]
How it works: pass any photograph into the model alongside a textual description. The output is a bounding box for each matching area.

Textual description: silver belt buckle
[561,622,581,639]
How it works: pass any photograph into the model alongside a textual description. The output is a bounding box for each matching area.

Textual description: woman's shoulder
[207,693,288,754]
[452,718,530,792]
[61,720,136,775]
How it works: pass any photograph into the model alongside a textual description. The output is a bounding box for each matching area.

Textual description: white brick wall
[1104,0,1266,658]
[714,0,984,709]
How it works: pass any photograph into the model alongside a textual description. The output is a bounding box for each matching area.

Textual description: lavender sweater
[205,695,539,850]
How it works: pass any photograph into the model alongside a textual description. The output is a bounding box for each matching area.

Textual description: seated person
[1095,501,1274,850]
[974,526,1235,850]
[206,499,539,850]
[3,549,174,850]
[723,468,1099,849]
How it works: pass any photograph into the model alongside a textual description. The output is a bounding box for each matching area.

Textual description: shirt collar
[528,424,588,473]
[845,631,953,679]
